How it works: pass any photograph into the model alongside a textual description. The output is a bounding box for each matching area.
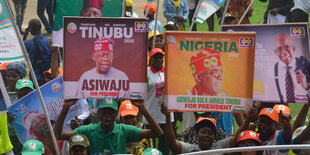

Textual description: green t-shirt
[74,122,142,154]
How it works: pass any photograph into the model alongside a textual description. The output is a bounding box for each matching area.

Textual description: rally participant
[272,104,291,130]
[142,148,162,155]
[142,3,164,34]
[148,30,164,52]
[15,79,34,99]
[54,99,163,154]
[43,68,63,83]
[22,139,45,155]
[0,113,13,155]
[68,134,90,155]
[119,100,152,155]
[80,0,104,17]
[0,62,10,85]
[234,130,262,155]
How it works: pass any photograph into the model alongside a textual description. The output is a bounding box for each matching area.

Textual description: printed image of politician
[75,37,129,99]
[273,33,310,103]
[80,0,104,17]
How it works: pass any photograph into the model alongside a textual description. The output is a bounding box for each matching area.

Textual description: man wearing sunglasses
[273,33,310,103]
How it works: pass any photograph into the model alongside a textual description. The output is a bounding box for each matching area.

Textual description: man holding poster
[273,33,310,103]
[75,37,129,99]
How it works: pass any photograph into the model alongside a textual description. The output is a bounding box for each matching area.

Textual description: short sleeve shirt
[180,137,232,154]
[74,122,142,154]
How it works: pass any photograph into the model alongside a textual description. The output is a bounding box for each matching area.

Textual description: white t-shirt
[291,0,310,14]
[75,67,129,99]
[180,137,232,154]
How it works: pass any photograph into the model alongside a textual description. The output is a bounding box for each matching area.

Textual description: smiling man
[75,37,129,99]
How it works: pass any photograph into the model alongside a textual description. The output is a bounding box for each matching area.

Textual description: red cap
[94,37,114,53]
[43,68,63,76]
[259,108,279,123]
[142,3,157,15]
[119,100,138,117]
[273,104,290,116]
[82,0,104,11]
[237,130,260,144]
[150,48,164,57]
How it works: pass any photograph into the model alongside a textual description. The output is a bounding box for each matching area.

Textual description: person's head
[236,130,261,155]
[22,139,45,155]
[98,99,118,127]
[80,0,104,17]
[142,3,156,20]
[149,48,164,71]
[148,30,164,51]
[257,108,278,141]
[194,117,217,150]
[190,48,223,95]
[69,134,90,155]
[28,19,42,35]
[142,148,163,155]
[292,126,310,155]
[274,34,295,65]
[43,68,63,83]
[16,79,34,99]
[92,37,114,74]
[164,21,178,31]
[125,0,133,17]
[273,104,290,130]
[119,100,139,126]
[6,61,26,90]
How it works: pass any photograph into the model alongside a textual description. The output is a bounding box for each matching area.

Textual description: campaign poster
[63,17,148,99]
[0,0,24,62]
[8,76,89,154]
[223,23,310,103]
[165,31,256,112]
[52,0,124,47]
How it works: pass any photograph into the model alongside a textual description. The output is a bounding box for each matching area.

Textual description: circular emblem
[277,105,286,111]
[67,22,77,33]
[167,35,176,46]
[249,131,256,137]
[51,82,61,92]
[239,132,245,138]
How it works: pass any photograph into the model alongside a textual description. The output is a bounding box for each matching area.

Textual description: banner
[52,0,124,47]
[223,23,310,103]
[8,76,89,154]
[165,31,256,112]
[63,17,148,99]
[195,0,225,24]
[0,0,24,62]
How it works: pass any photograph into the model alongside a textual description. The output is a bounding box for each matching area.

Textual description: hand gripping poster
[165,31,256,112]
[63,17,148,99]
[223,23,310,103]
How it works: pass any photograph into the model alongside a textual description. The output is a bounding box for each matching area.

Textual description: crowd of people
[1,0,310,155]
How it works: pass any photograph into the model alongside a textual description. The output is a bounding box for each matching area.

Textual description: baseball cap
[273,104,290,116]
[126,0,133,7]
[258,108,279,123]
[22,139,44,155]
[43,68,63,76]
[69,134,90,151]
[237,130,260,144]
[0,62,10,70]
[142,3,157,15]
[148,30,164,40]
[99,99,118,110]
[119,100,139,117]
[16,79,34,90]
[150,48,164,57]
[142,148,162,155]
[194,117,217,135]
[164,21,178,29]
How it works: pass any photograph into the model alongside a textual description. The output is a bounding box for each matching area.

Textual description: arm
[53,99,77,140]
[182,0,189,22]
[50,41,59,80]
[233,113,245,127]
[293,102,309,131]
[161,104,182,154]
[132,100,163,138]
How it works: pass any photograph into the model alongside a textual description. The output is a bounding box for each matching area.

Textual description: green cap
[22,139,44,155]
[69,134,90,150]
[142,148,162,155]
[99,99,118,110]
[197,112,205,114]
[16,79,34,90]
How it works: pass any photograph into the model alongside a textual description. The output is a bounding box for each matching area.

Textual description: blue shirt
[149,20,164,34]
[163,0,189,26]
[24,35,52,85]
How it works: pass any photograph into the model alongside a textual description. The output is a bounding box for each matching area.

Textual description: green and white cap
[22,139,44,155]
[16,79,34,90]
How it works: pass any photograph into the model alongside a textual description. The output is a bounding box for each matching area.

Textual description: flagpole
[3,1,60,155]
[152,0,160,49]
[0,74,11,114]
[219,0,230,31]
[190,0,203,31]
[237,0,255,24]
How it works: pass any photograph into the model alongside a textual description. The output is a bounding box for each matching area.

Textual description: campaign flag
[223,23,310,103]
[165,31,256,112]
[52,0,124,47]
[0,0,24,62]
[195,0,225,24]
[63,17,148,99]
[8,76,89,153]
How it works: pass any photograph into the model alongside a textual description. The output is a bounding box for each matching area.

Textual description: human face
[257,115,277,141]
[150,53,164,71]
[197,66,223,95]
[70,145,88,155]
[99,108,118,127]
[121,115,138,126]
[149,36,164,51]
[6,69,21,90]
[237,139,260,155]
[274,34,295,65]
[82,7,102,17]
[17,87,33,99]
[197,127,215,150]
[92,51,113,74]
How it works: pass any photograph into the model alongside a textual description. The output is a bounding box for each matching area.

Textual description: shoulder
[80,68,97,77]
[109,67,128,78]
[74,123,98,134]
